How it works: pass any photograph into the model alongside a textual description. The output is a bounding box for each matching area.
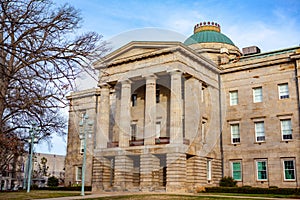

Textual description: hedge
[35,186,92,191]
[205,186,300,195]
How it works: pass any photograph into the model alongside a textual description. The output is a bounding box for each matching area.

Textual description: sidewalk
[38,192,300,200]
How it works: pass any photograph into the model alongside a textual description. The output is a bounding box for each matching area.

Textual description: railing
[107,141,119,148]
[129,139,144,146]
[155,137,170,144]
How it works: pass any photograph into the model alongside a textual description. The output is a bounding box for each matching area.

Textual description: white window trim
[80,139,84,154]
[231,161,242,181]
[75,166,82,181]
[256,160,268,181]
[229,90,238,106]
[280,119,292,141]
[253,87,262,103]
[283,159,296,181]
[230,123,240,144]
[255,121,265,142]
[207,159,212,181]
[278,83,289,99]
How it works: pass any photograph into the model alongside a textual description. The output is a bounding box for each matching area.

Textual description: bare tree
[0,0,107,172]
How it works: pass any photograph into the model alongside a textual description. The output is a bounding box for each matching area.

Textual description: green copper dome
[184,31,235,46]
[184,22,235,46]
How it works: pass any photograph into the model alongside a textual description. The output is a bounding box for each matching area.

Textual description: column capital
[168,69,182,76]
[142,74,157,80]
[98,83,111,89]
[119,79,132,85]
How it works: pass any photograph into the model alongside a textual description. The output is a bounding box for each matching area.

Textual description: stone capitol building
[65,22,300,192]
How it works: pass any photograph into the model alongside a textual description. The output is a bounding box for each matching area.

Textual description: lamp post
[79,114,93,196]
[27,122,40,193]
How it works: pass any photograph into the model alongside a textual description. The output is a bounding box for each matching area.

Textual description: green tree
[0,0,107,172]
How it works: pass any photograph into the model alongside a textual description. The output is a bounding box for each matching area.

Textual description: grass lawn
[0,191,299,200]
[0,190,80,200]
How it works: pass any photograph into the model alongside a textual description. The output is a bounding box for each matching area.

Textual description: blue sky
[36,0,300,155]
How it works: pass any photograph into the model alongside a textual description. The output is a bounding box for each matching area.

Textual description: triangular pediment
[94,41,184,68]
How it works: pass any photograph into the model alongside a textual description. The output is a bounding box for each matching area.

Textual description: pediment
[94,41,183,68]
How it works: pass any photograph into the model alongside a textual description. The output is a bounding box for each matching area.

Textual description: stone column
[144,75,157,145]
[169,70,183,144]
[114,155,133,191]
[140,153,153,191]
[97,84,110,148]
[119,80,131,147]
[166,152,186,192]
[184,77,202,141]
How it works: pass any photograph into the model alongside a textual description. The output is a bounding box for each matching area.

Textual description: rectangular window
[255,121,265,142]
[283,160,296,180]
[231,124,240,143]
[156,87,160,103]
[130,124,137,141]
[256,160,267,180]
[229,91,238,105]
[231,161,242,181]
[155,121,161,138]
[201,121,206,142]
[278,83,289,99]
[207,159,212,181]
[201,87,205,102]
[131,94,137,106]
[80,139,84,153]
[76,166,82,181]
[281,119,292,140]
[253,87,262,103]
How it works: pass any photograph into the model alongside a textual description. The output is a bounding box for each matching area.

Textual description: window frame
[231,161,242,181]
[283,159,296,181]
[253,87,263,103]
[278,83,289,99]
[207,159,212,181]
[75,166,82,181]
[255,121,265,142]
[256,160,268,181]
[130,123,137,141]
[280,119,292,140]
[80,139,84,154]
[155,121,161,138]
[230,123,240,144]
[131,93,137,107]
[229,90,238,106]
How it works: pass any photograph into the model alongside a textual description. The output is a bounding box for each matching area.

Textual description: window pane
[257,161,267,180]
[279,84,289,99]
[281,119,292,140]
[284,160,295,180]
[255,122,265,141]
[231,124,240,143]
[230,91,238,105]
[232,162,242,180]
[253,87,262,102]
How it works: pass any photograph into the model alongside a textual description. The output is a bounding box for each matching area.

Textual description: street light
[79,114,93,196]
[27,122,40,193]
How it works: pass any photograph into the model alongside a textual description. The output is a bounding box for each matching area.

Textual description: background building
[65,22,300,192]
[0,153,65,190]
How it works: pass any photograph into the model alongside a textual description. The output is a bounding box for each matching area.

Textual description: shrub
[219,176,237,187]
[205,186,300,195]
[47,176,59,187]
